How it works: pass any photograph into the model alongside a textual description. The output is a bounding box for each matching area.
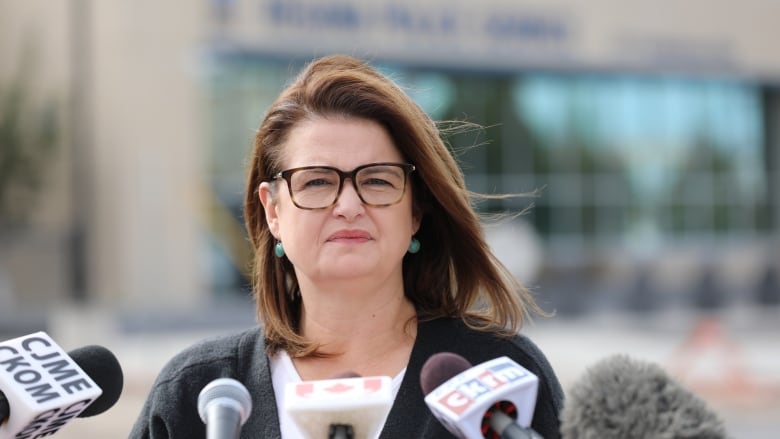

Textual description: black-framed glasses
[269,162,416,210]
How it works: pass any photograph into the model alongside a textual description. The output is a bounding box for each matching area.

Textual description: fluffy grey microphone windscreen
[559,354,728,439]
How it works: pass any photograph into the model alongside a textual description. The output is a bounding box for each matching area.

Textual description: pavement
[6,304,779,438]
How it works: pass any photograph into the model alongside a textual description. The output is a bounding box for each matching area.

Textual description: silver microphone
[197,378,252,439]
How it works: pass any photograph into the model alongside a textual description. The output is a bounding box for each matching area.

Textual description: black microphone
[560,354,728,439]
[64,345,124,418]
[0,396,8,424]
[197,378,252,439]
[420,352,542,439]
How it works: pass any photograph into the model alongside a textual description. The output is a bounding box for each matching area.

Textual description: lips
[327,230,372,242]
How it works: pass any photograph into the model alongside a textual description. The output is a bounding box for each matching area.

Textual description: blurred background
[1,0,778,437]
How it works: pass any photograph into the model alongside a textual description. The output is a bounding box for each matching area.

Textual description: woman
[130,54,563,438]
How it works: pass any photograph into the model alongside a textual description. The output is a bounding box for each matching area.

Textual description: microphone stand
[329,424,354,439]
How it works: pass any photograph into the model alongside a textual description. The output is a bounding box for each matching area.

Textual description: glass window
[203,55,774,297]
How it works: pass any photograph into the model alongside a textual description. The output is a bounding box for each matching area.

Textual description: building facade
[1,0,778,327]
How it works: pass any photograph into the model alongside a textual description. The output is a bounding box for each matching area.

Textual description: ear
[411,210,422,235]
[258,182,280,239]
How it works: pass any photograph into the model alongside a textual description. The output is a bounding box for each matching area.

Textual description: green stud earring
[274,241,285,258]
[408,237,420,254]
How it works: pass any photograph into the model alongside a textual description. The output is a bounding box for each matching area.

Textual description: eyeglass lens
[288,164,409,208]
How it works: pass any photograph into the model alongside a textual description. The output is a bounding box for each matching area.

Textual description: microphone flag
[285,375,392,439]
[0,331,102,439]
[424,356,538,439]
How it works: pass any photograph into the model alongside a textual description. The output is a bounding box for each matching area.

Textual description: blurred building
[1,0,779,333]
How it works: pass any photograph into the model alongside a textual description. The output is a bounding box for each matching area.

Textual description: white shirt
[270,350,406,438]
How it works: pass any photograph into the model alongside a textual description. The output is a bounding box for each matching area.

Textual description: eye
[362,176,395,186]
[302,177,334,187]
[358,167,404,189]
[292,170,338,191]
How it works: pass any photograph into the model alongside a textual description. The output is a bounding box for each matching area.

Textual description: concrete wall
[1,1,209,311]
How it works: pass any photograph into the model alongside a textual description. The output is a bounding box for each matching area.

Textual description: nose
[332,178,364,219]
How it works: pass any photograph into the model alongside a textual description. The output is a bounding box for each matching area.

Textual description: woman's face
[259,117,420,287]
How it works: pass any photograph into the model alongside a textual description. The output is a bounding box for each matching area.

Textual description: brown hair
[244,54,542,356]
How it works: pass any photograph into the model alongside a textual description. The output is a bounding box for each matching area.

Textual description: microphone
[420,352,542,439]
[0,345,123,423]
[284,373,393,439]
[325,371,360,439]
[559,354,728,439]
[0,331,124,439]
[63,345,124,418]
[197,378,252,439]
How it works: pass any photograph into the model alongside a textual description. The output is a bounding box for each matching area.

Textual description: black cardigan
[129,318,563,438]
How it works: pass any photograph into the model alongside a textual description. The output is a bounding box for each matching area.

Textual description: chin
[326,261,375,278]
[319,258,385,280]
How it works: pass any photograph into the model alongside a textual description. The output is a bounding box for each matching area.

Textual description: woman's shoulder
[129,328,271,438]
[415,317,564,437]
[417,317,538,352]
[415,317,563,401]
[152,326,264,388]
[419,318,544,357]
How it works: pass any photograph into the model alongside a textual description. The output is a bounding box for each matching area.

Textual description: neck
[292,278,417,380]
